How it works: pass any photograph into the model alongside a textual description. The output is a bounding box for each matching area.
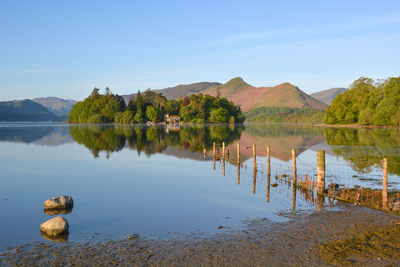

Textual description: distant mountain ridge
[0,99,62,122]
[122,77,327,112]
[32,97,76,116]
[122,81,221,104]
[201,77,327,111]
[310,88,346,105]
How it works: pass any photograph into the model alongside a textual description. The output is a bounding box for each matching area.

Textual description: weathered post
[267,169,271,203]
[292,149,297,184]
[253,168,256,194]
[223,158,225,177]
[213,142,216,158]
[222,142,225,159]
[267,145,271,177]
[203,148,206,160]
[253,144,256,171]
[237,143,240,165]
[317,150,326,195]
[383,158,388,210]
[292,183,297,211]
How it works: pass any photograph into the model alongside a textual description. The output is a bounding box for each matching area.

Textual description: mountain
[202,77,327,111]
[310,88,346,105]
[32,97,76,116]
[122,81,221,104]
[0,99,62,122]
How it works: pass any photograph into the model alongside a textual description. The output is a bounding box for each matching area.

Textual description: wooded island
[68,88,244,124]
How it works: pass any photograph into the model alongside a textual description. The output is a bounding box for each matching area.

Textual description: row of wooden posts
[207,142,390,208]
[208,142,328,195]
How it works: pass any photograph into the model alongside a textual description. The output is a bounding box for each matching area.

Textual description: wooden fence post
[292,182,297,211]
[383,158,388,210]
[317,150,326,195]
[292,149,297,184]
[253,168,256,194]
[237,143,240,165]
[253,144,256,170]
[203,148,206,160]
[222,142,225,158]
[267,145,271,177]
[223,158,225,177]
[237,163,240,185]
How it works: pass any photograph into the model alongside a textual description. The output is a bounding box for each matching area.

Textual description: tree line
[244,107,324,123]
[324,76,400,126]
[68,88,244,124]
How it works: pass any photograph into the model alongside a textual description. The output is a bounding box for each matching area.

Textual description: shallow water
[1,123,399,249]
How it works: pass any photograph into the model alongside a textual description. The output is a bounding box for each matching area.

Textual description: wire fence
[210,142,400,213]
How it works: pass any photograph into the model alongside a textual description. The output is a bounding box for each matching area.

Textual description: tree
[182,96,190,106]
[91,87,100,98]
[146,106,161,123]
[209,107,229,122]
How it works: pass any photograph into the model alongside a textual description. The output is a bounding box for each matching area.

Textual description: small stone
[40,216,69,237]
[44,196,74,210]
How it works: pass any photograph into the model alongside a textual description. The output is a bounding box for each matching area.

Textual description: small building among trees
[164,114,181,125]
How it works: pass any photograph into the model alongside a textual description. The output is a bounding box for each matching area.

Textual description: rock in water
[40,216,69,237]
[44,196,74,210]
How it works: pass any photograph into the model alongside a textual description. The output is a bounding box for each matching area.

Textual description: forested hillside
[324,77,400,126]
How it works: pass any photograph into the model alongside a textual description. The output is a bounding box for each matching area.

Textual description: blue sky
[0,0,399,101]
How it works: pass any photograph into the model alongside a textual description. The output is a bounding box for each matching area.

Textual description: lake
[1,122,400,249]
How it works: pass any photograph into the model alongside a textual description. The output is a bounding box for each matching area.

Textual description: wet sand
[1,203,399,266]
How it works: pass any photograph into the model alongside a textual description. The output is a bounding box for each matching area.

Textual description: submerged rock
[40,216,69,237]
[44,196,74,210]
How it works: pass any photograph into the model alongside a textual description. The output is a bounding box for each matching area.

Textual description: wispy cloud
[200,12,400,48]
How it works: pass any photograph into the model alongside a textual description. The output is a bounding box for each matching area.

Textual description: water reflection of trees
[324,127,400,175]
[69,124,243,158]
[244,123,324,137]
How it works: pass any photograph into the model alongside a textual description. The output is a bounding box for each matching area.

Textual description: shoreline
[1,203,399,266]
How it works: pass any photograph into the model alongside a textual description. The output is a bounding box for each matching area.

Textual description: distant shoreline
[313,123,400,129]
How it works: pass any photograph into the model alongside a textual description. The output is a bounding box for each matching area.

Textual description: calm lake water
[1,122,400,249]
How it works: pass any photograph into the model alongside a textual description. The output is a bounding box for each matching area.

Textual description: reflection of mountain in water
[68,124,328,163]
[0,125,72,145]
[234,124,325,161]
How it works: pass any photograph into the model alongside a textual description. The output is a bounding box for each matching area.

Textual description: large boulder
[40,216,69,237]
[44,196,74,210]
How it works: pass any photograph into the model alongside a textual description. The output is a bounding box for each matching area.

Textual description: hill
[122,81,221,104]
[0,99,62,121]
[32,97,76,116]
[310,88,346,105]
[202,77,327,111]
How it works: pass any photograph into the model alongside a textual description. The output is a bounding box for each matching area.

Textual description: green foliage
[209,107,228,122]
[245,107,324,123]
[115,110,134,124]
[69,88,244,124]
[145,106,161,122]
[324,76,400,126]
[68,88,125,123]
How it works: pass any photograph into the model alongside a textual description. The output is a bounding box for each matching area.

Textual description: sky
[0,0,399,101]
